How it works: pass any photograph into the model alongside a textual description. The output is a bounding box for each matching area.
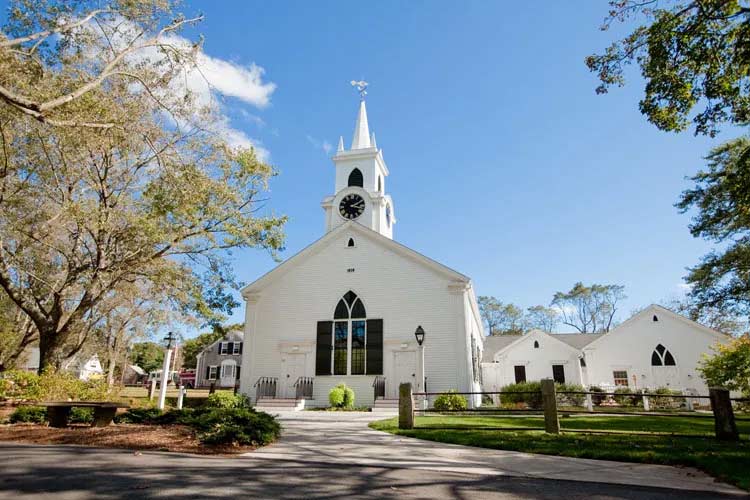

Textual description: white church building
[482,305,730,395]
[239,94,485,408]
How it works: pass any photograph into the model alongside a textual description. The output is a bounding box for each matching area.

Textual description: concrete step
[372,398,399,412]
[255,398,307,412]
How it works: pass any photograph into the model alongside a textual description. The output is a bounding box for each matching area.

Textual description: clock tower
[321,91,395,239]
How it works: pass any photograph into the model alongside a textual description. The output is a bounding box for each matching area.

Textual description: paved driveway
[0,411,745,499]
[254,411,745,496]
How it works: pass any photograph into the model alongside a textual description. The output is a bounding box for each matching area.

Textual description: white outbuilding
[481,305,731,395]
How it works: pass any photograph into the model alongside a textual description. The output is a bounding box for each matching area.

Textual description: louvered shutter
[315,321,333,376]
[239,342,243,354]
[205,365,210,380]
[366,319,383,375]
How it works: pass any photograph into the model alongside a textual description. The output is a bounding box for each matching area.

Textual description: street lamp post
[414,326,426,410]
[157,331,178,411]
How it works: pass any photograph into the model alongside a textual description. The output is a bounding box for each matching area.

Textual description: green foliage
[433,390,468,411]
[677,139,750,321]
[649,387,684,410]
[499,381,543,409]
[587,1,750,137]
[328,383,355,409]
[699,334,750,397]
[204,391,251,409]
[129,343,164,374]
[188,407,281,446]
[588,386,606,406]
[9,405,46,423]
[556,383,586,407]
[114,407,165,424]
[552,282,625,333]
[0,370,114,402]
[69,407,94,424]
[613,387,642,407]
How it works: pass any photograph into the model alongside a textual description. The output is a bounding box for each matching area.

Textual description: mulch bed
[0,423,257,455]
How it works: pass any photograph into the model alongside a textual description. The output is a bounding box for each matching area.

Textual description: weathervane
[350,80,368,100]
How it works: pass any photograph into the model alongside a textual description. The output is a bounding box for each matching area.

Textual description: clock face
[339,193,365,220]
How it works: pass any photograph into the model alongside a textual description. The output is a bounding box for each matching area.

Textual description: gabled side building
[482,305,730,394]
[195,331,244,389]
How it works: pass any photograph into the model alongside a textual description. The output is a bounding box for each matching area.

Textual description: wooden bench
[35,402,130,428]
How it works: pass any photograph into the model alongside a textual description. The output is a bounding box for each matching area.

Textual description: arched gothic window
[332,291,366,375]
[347,238,355,247]
[348,168,364,188]
[651,344,676,366]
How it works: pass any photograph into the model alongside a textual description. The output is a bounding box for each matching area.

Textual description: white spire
[351,100,371,150]
[337,136,344,152]
[370,132,377,148]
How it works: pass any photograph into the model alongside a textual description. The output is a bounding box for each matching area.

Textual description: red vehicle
[178,369,196,389]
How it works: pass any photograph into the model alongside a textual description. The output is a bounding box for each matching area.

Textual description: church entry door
[281,353,306,398]
[391,350,416,398]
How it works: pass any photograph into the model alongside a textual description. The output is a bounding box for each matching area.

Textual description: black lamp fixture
[163,331,178,349]
[414,326,425,346]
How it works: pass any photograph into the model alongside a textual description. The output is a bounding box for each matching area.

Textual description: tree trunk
[38,329,64,374]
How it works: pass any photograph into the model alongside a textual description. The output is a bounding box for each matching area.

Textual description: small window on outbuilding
[348,168,364,187]
[653,315,659,322]
[533,340,539,349]
[347,238,355,247]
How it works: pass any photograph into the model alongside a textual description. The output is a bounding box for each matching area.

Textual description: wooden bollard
[541,379,560,434]
[709,387,739,441]
[399,383,414,430]
[148,379,156,400]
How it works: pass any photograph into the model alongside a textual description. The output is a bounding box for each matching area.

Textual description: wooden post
[47,406,71,428]
[541,379,559,434]
[709,387,739,441]
[684,391,694,412]
[209,382,216,395]
[398,382,414,430]
[585,393,593,412]
[148,379,156,400]
[642,389,650,412]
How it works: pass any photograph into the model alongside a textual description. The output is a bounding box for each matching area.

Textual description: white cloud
[306,135,332,155]
[77,17,275,155]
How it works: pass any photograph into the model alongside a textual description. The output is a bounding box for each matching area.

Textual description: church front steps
[254,398,307,412]
[371,398,399,413]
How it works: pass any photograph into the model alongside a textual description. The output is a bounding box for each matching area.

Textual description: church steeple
[351,100,371,150]
[321,82,395,239]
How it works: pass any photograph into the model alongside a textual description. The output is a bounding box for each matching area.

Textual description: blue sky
[2,1,734,333]
[181,0,732,331]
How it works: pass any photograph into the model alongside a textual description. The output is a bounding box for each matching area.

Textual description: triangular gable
[582,304,729,351]
[241,221,470,295]
[490,329,583,361]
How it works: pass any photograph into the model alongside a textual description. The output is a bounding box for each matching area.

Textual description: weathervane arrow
[350,80,368,100]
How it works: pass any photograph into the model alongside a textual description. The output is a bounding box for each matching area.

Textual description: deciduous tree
[587,0,750,137]
[552,282,626,333]
[0,1,286,372]
[699,334,750,396]
[677,138,750,321]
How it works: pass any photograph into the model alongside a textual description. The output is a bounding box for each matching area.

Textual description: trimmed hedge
[433,390,468,411]
[329,383,355,409]
[113,397,280,446]
[189,407,280,446]
[0,370,113,402]
[9,406,46,424]
[499,381,543,409]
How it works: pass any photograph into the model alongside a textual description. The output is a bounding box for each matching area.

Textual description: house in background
[121,364,147,385]
[17,346,104,381]
[481,305,730,395]
[195,330,244,388]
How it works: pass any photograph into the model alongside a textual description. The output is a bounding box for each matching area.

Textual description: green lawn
[370,415,750,491]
